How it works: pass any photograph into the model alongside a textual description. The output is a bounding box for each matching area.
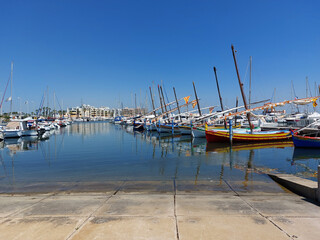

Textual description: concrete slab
[119,181,174,194]
[0,182,77,194]
[226,180,292,195]
[177,216,289,240]
[95,194,174,217]
[14,195,108,217]
[268,173,318,201]
[176,180,233,195]
[0,216,84,240]
[269,216,320,240]
[176,195,256,216]
[68,181,124,193]
[0,195,49,217]
[72,216,176,240]
[55,192,110,197]
[242,195,320,217]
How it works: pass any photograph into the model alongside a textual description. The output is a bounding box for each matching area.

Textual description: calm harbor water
[0,121,319,193]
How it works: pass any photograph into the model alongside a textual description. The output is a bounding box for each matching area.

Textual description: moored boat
[114,116,122,124]
[291,131,320,148]
[2,121,22,138]
[191,126,206,138]
[179,124,191,135]
[156,122,181,134]
[206,128,291,142]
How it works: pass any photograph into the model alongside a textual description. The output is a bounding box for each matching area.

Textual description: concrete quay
[0,180,320,240]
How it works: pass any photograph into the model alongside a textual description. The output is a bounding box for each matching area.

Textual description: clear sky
[0,0,319,113]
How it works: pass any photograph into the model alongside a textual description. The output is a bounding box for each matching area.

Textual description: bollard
[318,165,320,202]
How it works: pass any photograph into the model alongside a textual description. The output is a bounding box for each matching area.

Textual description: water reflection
[291,148,320,179]
[206,141,293,153]
[0,122,319,194]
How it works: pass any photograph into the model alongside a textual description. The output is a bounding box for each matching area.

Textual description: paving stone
[0,195,48,217]
[72,216,176,240]
[95,194,174,217]
[176,194,256,216]
[226,180,292,195]
[119,181,174,194]
[241,195,320,217]
[14,195,107,217]
[0,216,84,240]
[176,180,234,195]
[68,181,124,193]
[269,216,320,240]
[177,216,289,240]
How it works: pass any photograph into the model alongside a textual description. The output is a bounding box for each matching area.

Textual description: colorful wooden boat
[291,131,320,148]
[144,122,157,131]
[192,124,241,139]
[178,124,192,135]
[206,128,291,142]
[191,126,206,138]
[156,123,181,134]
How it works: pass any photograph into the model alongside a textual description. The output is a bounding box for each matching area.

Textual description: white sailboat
[2,62,22,139]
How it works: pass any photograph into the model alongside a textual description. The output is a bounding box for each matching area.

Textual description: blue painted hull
[292,134,320,148]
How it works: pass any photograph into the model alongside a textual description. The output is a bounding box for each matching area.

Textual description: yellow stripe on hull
[207,130,291,142]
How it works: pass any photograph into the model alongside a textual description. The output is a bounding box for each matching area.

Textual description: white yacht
[2,121,22,138]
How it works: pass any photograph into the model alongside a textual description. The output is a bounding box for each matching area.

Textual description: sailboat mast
[54,91,56,119]
[231,45,253,132]
[213,67,226,128]
[47,86,49,118]
[306,76,309,113]
[157,85,164,115]
[173,87,181,122]
[213,67,224,112]
[160,86,168,118]
[192,82,202,116]
[10,61,13,116]
[306,77,308,98]
[149,87,157,117]
[135,93,137,116]
[249,56,252,108]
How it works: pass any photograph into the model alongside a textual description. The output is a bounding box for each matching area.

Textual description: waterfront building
[68,105,112,120]
[67,105,148,120]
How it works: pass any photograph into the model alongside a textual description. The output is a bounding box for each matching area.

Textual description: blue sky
[0,0,319,113]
